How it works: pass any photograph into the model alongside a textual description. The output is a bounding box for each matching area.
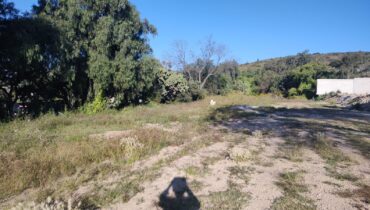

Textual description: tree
[204,60,239,95]
[279,62,334,98]
[168,37,228,90]
[168,40,192,80]
[35,0,158,108]
[0,0,18,19]
[0,18,61,117]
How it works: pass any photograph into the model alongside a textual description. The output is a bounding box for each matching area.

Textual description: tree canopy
[1,0,161,119]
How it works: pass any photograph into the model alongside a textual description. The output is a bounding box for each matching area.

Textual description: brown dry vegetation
[1,93,369,209]
[0,94,287,208]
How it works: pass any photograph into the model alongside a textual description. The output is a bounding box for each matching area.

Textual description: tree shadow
[158,177,200,210]
[207,105,370,159]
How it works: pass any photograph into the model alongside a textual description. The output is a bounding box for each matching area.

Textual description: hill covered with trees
[237,51,370,97]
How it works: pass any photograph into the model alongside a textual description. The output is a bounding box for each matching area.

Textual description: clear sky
[11,0,370,63]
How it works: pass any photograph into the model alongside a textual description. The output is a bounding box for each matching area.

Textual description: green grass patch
[228,165,253,184]
[272,171,315,210]
[312,133,350,166]
[276,145,304,162]
[203,181,249,210]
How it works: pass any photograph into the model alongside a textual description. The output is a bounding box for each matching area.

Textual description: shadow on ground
[208,105,370,159]
[158,177,200,210]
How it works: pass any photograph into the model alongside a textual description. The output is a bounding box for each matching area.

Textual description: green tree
[279,62,334,98]
[35,0,158,108]
[0,18,61,118]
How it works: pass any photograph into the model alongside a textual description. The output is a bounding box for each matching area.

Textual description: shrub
[178,82,207,102]
[82,92,106,114]
[253,70,281,94]
[157,68,189,103]
[288,88,298,97]
[234,76,256,95]
[298,81,316,99]
[205,74,233,95]
[280,62,333,99]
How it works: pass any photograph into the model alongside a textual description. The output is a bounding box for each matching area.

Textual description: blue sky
[11,0,370,63]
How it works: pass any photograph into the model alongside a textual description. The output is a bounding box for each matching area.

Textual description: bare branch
[166,36,229,89]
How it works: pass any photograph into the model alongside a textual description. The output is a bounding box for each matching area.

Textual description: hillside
[240,51,370,78]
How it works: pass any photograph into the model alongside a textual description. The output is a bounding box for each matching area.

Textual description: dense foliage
[35,0,159,107]
[157,68,188,103]
[0,0,160,119]
[239,51,370,98]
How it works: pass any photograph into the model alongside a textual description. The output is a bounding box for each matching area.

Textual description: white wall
[317,78,370,95]
[353,78,370,95]
[317,79,354,95]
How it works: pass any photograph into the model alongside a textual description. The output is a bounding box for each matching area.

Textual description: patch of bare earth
[107,140,232,209]
[211,105,370,210]
[97,105,369,210]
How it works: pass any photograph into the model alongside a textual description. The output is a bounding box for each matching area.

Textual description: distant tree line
[237,51,370,98]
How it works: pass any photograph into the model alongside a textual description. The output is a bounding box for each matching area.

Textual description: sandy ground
[102,105,370,210]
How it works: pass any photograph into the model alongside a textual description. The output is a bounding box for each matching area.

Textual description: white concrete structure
[317,78,370,95]
[353,78,370,95]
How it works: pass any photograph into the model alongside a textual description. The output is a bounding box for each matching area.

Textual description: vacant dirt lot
[2,95,369,210]
[107,104,370,210]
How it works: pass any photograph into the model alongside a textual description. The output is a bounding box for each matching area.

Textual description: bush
[234,76,256,95]
[253,70,281,94]
[157,68,189,103]
[178,82,207,102]
[288,88,298,97]
[298,81,316,99]
[82,92,106,114]
[279,62,333,99]
[190,87,207,101]
[205,74,233,95]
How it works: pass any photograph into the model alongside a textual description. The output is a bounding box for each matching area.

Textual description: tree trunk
[200,74,213,89]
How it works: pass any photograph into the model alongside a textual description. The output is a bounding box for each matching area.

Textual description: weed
[325,166,359,182]
[228,165,252,184]
[203,181,249,210]
[312,132,350,165]
[277,145,304,162]
[184,166,204,177]
[272,171,315,210]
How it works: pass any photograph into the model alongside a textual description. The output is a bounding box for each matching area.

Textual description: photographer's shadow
[158,177,200,210]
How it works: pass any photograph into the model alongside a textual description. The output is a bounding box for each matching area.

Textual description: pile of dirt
[337,94,370,111]
[322,93,370,111]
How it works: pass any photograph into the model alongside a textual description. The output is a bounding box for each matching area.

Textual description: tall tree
[35,0,158,108]
[0,18,61,117]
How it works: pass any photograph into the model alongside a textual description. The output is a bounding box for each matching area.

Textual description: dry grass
[184,166,204,177]
[272,171,315,210]
[0,93,289,207]
[276,145,304,162]
[228,165,253,184]
[312,132,351,166]
[203,181,249,210]
[337,184,370,205]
